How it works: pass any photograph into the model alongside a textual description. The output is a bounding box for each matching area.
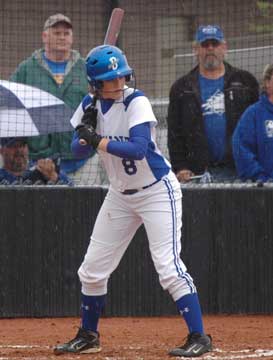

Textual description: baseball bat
[79,8,125,146]
[104,8,125,45]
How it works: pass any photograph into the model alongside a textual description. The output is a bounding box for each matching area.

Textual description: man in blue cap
[0,137,71,185]
[167,25,259,183]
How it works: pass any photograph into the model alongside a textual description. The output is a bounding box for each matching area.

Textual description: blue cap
[195,25,224,43]
[0,137,27,147]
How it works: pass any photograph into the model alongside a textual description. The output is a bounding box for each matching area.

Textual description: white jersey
[71,88,171,192]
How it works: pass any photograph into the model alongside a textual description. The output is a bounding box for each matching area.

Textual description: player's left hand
[76,124,102,149]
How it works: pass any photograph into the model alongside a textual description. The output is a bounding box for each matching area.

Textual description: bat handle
[79,139,87,145]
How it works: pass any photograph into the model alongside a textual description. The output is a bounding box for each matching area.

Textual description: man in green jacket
[10,13,93,175]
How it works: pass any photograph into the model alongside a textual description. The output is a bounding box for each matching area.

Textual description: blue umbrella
[0,80,74,137]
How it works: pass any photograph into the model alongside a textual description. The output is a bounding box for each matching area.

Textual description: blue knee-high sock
[81,294,106,333]
[176,293,204,334]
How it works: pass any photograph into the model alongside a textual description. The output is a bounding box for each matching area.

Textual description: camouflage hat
[0,137,27,147]
[44,13,72,30]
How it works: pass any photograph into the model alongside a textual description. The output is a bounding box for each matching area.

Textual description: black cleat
[168,332,212,357]
[53,327,101,355]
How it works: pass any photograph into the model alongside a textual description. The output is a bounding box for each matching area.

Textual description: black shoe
[53,327,101,355]
[168,332,212,357]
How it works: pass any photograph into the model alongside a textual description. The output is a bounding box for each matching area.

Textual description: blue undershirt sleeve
[107,122,151,160]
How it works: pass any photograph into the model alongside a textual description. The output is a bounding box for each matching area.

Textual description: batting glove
[81,104,98,129]
[76,124,102,149]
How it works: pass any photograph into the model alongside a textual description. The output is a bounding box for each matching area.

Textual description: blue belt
[121,179,161,195]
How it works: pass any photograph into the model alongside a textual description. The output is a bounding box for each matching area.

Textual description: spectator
[167,24,259,183]
[0,137,71,185]
[10,13,93,176]
[232,64,273,182]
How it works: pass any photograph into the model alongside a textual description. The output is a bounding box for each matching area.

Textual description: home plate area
[0,315,272,360]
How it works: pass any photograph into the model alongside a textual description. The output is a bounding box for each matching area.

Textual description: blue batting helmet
[85,45,133,87]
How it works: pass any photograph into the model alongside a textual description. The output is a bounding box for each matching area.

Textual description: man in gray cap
[42,13,73,80]
[10,13,93,178]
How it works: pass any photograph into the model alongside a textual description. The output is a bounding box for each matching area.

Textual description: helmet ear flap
[95,80,103,90]
[88,80,103,96]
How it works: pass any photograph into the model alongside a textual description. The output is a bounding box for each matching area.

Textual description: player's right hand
[81,105,98,129]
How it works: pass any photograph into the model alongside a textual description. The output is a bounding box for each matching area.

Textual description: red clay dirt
[0,315,273,360]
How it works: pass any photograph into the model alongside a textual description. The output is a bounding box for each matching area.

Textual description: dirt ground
[0,315,273,360]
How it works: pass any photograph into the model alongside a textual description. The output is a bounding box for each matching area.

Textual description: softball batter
[54,44,212,358]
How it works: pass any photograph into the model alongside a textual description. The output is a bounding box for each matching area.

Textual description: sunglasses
[201,39,221,48]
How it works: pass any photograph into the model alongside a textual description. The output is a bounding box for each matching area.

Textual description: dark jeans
[208,166,237,183]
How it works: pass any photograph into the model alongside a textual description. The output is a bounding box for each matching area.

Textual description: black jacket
[167,62,259,174]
